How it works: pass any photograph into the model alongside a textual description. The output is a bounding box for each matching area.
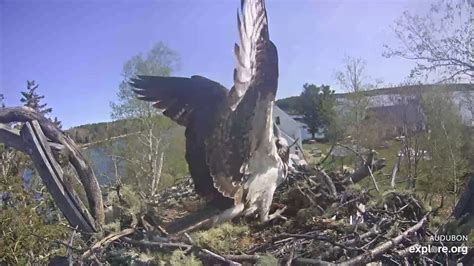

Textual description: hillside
[67,118,148,144]
[275,96,301,115]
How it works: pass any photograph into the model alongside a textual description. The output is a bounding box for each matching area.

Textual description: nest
[74,167,469,265]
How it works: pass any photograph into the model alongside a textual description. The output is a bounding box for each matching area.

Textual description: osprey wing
[131,75,232,203]
[131,75,228,126]
[207,0,279,199]
[228,0,277,110]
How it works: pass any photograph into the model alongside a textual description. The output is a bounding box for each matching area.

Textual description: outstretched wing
[228,0,278,110]
[131,75,232,203]
[130,75,228,126]
[206,0,279,199]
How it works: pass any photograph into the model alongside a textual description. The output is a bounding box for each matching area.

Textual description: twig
[81,228,135,260]
[367,165,380,192]
[317,169,338,197]
[286,247,295,266]
[293,257,334,265]
[339,212,430,265]
[342,225,380,246]
[317,142,336,166]
[391,153,402,188]
[122,237,191,250]
[68,226,78,266]
[122,237,240,265]
[200,249,241,266]
[224,254,261,263]
[184,232,194,245]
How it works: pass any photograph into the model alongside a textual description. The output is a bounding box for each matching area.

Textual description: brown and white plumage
[131,0,287,232]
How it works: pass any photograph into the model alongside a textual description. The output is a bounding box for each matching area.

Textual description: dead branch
[121,237,191,250]
[349,158,386,183]
[123,237,241,265]
[1,120,97,233]
[293,257,334,265]
[0,107,104,224]
[200,249,241,266]
[68,227,78,266]
[340,212,430,265]
[317,142,336,166]
[317,169,338,197]
[151,151,165,197]
[224,254,261,263]
[335,143,386,184]
[390,153,402,188]
[81,228,135,261]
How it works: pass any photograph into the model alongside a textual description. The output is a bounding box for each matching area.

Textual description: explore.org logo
[409,235,469,255]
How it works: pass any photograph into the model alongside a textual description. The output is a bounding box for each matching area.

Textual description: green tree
[299,84,336,139]
[0,148,70,264]
[20,80,62,129]
[20,81,52,115]
[335,57,382,150]
[0,124,70,263]
[417,89,469,205]
[109,42,187,196]
[110,42,180,120]
[275,96,302,115]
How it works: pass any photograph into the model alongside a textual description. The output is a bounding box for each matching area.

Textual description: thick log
[349,158,386,183]
[20,121,96,233]
[0,107,104,224]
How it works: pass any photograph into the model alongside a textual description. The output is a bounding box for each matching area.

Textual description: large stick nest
[65,167,469,265]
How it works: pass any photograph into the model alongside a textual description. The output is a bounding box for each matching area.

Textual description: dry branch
[81,228,135,260]
[0,107,104,225]
[340,212,430,265]
[349,158,386,183]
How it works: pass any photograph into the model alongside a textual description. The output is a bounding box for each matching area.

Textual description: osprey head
[275,137,289,149]
[275,137,288,151]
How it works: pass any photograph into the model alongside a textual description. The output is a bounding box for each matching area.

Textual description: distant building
[335,83,473,127]
[276,83,473,141]
[272,105,306,160]
[366,98,426,138]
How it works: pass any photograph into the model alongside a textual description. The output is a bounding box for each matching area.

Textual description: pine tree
[20,80,62,129]
[20,81,52,114]
[52,117,62,129]
[0,93,5,108]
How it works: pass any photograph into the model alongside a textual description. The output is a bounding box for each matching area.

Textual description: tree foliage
[109,42,186,196]
[417,90,469,198]
[335,57,380,149]
[384,0,473,82]
[0,94,5,108]
[20,81,52,115]
[275,96,301,115]
[299,84,336,139]
[110,42,180,120]
[0,143,70,264]
[19,80,62,129]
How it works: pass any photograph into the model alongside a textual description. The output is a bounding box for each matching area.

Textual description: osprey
[131,0,289,231]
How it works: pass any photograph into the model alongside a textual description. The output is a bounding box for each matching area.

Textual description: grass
[302,139,461,218]
[191,223,252,254]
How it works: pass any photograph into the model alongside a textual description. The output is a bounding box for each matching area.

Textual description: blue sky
[1,0,430,128]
